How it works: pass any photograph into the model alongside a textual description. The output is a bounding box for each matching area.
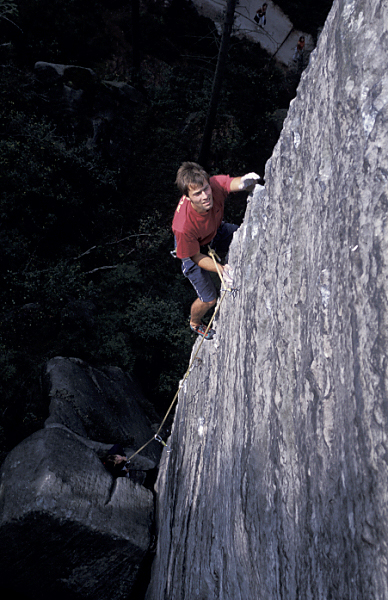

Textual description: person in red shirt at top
[172,162,261,339]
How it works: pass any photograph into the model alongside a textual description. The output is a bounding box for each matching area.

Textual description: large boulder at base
[0,357,161,600]
[146,1,388,599]
[0,427,153,600]
[43,356,160,463]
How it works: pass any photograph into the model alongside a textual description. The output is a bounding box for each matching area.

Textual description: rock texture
[0,357,160,600]
[146,1,388,599]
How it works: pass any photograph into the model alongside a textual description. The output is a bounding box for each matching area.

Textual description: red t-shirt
[172,175,233,259]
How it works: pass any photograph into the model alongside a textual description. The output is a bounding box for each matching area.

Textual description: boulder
[34,62,97,87]
[0,357,161,600]
[43,357,160,463]
[146,1,388,598]
[0,427,153,599]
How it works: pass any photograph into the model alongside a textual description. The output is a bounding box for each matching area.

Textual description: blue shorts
[181,222,238,303]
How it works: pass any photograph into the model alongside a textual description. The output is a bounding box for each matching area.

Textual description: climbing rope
[126,249,237,462]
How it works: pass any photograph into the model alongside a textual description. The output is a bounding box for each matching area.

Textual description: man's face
[186,180,213,214]
[112,454,127,465]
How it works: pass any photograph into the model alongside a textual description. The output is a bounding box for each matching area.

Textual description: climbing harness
[126,248,238,462]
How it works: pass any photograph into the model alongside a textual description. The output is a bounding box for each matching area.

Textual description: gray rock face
[0,357,160,600]
[146,1,388,599]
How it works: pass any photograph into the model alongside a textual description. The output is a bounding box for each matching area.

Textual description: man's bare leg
[190,297,217,329]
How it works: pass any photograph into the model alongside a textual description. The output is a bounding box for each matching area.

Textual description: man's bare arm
[191,252,224,274]
[229,176,242,192]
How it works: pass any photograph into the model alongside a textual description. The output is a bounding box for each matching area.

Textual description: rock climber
[172,161,261,339]
[102,444,149,485]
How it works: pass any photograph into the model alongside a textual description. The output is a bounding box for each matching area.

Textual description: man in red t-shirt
[172,162,261,339]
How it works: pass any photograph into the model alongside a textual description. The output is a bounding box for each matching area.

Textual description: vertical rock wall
[146,0,388,598]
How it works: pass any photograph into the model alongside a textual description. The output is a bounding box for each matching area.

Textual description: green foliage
[139,0,219,63]
[0,107,120,270]
[0,0,18,17]
[14,0,113,63]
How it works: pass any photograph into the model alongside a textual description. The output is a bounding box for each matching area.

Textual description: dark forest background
[0,0,333,463]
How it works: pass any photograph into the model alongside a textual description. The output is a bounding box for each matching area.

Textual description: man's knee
[201,297,217,309]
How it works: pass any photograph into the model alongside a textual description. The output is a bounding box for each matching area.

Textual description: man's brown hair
[175,162,209,196]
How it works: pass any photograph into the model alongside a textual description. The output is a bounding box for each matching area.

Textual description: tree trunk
[198,0,237,169]
[131,0,141,87]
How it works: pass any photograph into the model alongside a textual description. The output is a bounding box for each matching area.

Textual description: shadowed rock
[0,358,160,600]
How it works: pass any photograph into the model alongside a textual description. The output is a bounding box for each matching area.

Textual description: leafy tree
[0,0,18,18]
[13,0,113,63]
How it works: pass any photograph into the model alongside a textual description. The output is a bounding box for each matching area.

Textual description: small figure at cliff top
[172,162,262,340]
[254,3,267,27]
[293,36,305,62]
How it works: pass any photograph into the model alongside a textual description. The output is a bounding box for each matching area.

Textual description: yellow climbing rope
[126,248,234,462]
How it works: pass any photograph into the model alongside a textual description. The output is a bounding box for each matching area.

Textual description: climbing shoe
[190,322,215,340]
